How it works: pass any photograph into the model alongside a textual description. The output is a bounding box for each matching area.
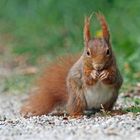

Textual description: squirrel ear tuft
[84,16,91,48]
[96,13,110,43]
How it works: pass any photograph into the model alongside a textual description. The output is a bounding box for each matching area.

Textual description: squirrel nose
[92,63,104,70]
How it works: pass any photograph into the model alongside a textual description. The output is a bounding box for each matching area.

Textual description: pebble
[0,93,139,140]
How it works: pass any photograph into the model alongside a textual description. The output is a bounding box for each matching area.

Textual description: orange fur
[96,13,110,41]
[84,16,91,48]
[21,55,79,117]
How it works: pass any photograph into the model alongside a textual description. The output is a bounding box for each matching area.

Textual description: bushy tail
[20,55,79,117]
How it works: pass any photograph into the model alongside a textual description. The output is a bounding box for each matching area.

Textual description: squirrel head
[83,13,112,71]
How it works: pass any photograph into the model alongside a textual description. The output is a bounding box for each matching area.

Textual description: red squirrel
[20,13,123,117]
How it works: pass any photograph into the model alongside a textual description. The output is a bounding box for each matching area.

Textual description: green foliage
[124,106,140,113]
[0,0,139,84]
[123,97,140,113]
[3,74,35,93]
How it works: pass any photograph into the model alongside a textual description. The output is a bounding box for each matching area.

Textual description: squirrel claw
[91,70,99,80]
[99,70,109,81]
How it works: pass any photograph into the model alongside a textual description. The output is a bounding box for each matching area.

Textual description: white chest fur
[84,82,114,109]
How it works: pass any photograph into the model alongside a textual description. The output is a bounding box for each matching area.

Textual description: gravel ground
[0,93,140,140]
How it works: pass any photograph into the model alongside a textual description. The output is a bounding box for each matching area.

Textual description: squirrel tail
[20,55,79,117]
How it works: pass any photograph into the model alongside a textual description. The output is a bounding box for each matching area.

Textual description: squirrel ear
[84,16,91,48]
[96,13,110,43]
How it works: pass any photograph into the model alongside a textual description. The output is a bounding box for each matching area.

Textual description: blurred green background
[0,0,139,93]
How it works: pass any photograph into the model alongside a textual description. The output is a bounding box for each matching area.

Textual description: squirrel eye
[106,49,110,55]
[87,50,90,56]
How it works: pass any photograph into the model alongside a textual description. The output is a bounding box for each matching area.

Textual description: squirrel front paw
[90,70,99,80]
[99,70,109,81]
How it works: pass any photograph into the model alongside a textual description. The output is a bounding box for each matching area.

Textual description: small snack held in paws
[20,13,123,117]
